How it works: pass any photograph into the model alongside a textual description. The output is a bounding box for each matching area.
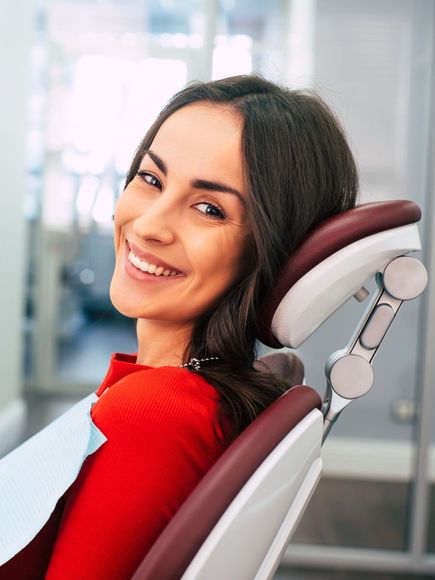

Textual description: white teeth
[128,250,181,277]
[129,252,142,269]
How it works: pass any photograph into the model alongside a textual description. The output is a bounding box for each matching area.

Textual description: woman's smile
[124,240,186,283]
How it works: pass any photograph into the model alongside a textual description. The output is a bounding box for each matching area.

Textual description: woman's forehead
[148,102,246,191]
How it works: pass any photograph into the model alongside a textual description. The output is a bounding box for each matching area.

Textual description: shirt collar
[96,352,152,396]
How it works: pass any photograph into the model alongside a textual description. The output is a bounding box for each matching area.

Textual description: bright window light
[91,184,115,224]
[76,175,99,216]
[114,57,187,174]
[212,35,253,79]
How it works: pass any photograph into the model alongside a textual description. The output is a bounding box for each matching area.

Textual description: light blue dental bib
[0,392,107,565]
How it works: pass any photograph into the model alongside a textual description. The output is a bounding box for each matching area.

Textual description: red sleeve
[45,367,227,580]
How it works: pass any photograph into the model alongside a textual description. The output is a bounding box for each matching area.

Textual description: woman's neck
[135,318,193,367]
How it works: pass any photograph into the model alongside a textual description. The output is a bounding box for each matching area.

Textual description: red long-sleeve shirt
[0,353,229,579]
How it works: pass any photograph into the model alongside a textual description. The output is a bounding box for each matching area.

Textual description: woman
[0,74,358,578]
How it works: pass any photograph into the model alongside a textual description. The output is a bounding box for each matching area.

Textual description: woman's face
[110,102,250,325]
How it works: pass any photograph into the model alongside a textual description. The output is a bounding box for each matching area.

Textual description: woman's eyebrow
[143,149,246,207]
[192,178,246,207]
[144,149,167,174]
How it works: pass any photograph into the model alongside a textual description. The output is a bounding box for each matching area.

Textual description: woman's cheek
[112,196,136,246]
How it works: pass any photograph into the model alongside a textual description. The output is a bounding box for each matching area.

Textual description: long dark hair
[126,75,359,446]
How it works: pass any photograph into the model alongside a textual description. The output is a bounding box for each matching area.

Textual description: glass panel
[212,0,288,80]
[258,0,431,554]
[427,422,435,552]
[26,0,209,390]
[427,314,435,553]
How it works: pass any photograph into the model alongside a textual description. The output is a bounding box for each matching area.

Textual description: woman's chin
[109,280,139,318]
[109,300,137,319]
[109,280,161,319]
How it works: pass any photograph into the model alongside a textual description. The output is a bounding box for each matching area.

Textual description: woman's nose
[132,193,179,245]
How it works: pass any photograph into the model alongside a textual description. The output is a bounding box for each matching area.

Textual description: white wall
[0,0,33,451]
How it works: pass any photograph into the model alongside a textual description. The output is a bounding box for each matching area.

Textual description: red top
[0,353,229,580]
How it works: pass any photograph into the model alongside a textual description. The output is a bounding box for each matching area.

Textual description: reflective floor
[294,479,409,550]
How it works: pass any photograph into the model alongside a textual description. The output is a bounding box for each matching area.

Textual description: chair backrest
[132,386,321,580]
[133,199,424,579]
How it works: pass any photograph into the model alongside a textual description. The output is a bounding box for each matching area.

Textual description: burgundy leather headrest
[258,200,422,348]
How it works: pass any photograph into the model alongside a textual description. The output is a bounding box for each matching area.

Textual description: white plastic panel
[271,223,421,348]
[182,409,323,580]
[255,458,322,580]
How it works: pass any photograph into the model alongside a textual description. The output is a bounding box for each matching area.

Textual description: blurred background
[1,0,434,578]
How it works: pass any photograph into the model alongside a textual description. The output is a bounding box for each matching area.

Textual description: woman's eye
[137,171,161,189]
[194,202,226,220]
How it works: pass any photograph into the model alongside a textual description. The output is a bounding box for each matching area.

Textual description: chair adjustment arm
[321,255,427,443]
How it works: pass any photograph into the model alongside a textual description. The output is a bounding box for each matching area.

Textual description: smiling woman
[110,102,250,356]
[0,74,358,579]
[117,74,358,443]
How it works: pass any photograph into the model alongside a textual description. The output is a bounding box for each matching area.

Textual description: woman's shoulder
[96,365,220,409]
[155,366,220,399]
[91,366,224,445]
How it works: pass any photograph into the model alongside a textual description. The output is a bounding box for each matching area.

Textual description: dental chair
[131,200,427,580]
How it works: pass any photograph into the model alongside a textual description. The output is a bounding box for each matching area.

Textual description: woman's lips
[127,241,184,274]
[124,242,185,283]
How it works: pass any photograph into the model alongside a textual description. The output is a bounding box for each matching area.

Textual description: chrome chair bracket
[321,255,427,442]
